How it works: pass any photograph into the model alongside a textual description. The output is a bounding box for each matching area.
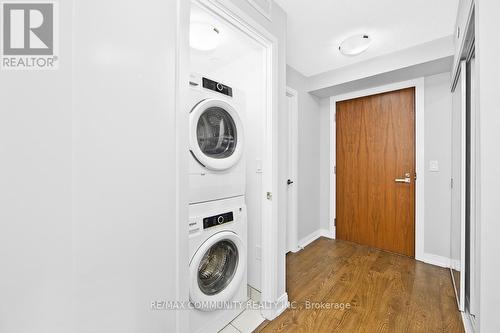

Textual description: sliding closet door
[450,60,466,311]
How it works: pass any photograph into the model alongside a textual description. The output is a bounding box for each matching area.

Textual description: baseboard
[261,292,288,320]
[418,253,451,268]
[298,229,332,249]
[320,228,335,239]
[451,259,461,271]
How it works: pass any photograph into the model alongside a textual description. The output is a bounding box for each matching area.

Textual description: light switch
[429,160,439,172]
[256,158,263,174]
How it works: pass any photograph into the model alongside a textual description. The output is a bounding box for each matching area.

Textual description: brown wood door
[336,88,415,257]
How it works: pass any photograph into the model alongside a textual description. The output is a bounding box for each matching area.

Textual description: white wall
[316,73,453,262]
[0,1,73,332]
[72,0,189,332]
[286,66,321,242]
[424,73,453,260]
[476,0,500,331]
[0,0,190,332]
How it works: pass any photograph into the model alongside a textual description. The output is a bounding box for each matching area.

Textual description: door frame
[184,0,286,321]
[329,78,425,261]
[286,86,299,253]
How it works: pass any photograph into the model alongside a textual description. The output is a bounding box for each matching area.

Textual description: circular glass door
[189,231,246,308]
[197,107,237,159]
[198,240,238,295]
[190,99,244,171]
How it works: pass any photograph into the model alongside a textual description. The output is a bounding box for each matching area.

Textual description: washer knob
[216,83,224,91]
[217,216,224,224]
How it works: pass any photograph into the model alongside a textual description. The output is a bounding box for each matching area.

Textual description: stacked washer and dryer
[188,73,248,333]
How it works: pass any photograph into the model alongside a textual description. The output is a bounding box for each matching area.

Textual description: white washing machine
[188,196,248,333]
[188,73,246,204]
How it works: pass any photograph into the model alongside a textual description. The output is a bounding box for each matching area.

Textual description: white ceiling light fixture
[339,34,372,56]
[190,22,221,51]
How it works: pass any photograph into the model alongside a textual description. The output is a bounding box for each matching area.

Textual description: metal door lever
[395,173,411,184]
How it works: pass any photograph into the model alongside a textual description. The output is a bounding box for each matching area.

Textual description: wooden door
[336,88,415,257]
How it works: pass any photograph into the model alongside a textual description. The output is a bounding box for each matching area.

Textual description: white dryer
[188,196,248,333]
[188,73,246,204]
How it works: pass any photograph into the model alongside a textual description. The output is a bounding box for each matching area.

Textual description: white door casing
[286,87,299,253]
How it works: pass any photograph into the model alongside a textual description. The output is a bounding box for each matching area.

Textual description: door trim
[286,86,299,253]
[329,78,425,261]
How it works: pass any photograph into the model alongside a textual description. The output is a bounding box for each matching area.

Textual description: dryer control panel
[203,212,234,229]
[202,77,233,97]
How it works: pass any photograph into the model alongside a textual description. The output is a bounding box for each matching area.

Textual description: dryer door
[189,231,246,310]
[190,99,244,171]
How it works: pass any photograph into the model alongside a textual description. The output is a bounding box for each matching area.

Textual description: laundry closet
[187,2,267,332]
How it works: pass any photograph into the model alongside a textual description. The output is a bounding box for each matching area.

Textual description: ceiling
[190,3,261,74]
[274,0,459,77]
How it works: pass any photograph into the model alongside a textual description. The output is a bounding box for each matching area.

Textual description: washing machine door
[190,98,244,171]
[189,231,246,310]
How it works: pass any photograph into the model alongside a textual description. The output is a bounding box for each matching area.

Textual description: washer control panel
[202,77,233,97]
[203,211,234,229]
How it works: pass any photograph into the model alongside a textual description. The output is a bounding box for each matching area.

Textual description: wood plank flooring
[254,237,464,333]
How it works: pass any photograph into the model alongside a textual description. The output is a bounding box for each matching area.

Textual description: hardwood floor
[254,238,464,333]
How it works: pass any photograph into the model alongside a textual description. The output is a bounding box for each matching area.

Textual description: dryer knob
[217,216,225,224]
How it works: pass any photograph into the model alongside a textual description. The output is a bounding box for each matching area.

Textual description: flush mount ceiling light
[339,34,371,56]
[190,22,221,51]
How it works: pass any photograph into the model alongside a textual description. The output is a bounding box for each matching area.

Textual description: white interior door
[286,87,299,253]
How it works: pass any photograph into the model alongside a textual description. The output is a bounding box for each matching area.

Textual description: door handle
[395,173,411,184]
[287,179,294,185]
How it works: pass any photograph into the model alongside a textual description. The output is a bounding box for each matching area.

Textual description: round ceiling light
[339,34,371,56]
[190,22,221,51]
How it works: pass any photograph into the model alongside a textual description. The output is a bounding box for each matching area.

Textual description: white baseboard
[417,252,451,268]
[298,229,333,249]
[320,228,335,239]
[451,259,461,271]
[261,292,288,320]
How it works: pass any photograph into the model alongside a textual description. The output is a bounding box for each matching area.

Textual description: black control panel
[203,211,234,229]
[202,77,233,97]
